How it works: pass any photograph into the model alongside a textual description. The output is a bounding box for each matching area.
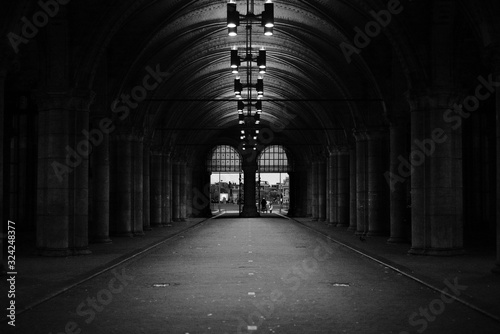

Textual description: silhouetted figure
[261,198,267,212]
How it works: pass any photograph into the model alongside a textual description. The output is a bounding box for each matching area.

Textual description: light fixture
[231,49,241,68]
[256,100,262,112]
[227,1,275,147]
[238,100,245,112]
[256,78,264,96]
[234,78,243,96]
[262,2,274,28]
[228,26,238,36]
[227,3,240,28]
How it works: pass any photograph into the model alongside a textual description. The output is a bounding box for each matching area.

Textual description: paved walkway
[2,213,500,333]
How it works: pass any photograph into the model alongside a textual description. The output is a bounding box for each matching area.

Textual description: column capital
[405,88,462,112]
[36,89,96,111]
[364,127,388,140]
[352,128,367,142]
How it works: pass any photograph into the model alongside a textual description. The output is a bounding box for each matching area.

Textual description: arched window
[257,145,292,172]
[206,145,242,172]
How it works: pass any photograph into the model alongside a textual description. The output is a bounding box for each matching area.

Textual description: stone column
[311,160,319,221]
[337,148,350,227]
[307,163,313,217]
[318,158,327,222]
[36,90,94,255]
[241,159,259,217]
[150,148,163,227]
[163,152,173,225]
[90,116,111,243]
[366,128,389,236]
[327,151,337,225]
[354,130,368,235]
[494,57,500,273]
[179,160,187,221]
[408,91,464,256]
[388,122,410,243]
[348,145,357,231]
[0,70,5,270]
[132,133,144,236]
[111,134,133,237]
[143,141,151,231]
[172,159,182,222]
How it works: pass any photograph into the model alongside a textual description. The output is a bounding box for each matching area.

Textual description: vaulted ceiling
[2,0,498,162]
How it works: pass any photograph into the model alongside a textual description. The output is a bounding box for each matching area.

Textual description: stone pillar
[163,152,173,225]
[337,148,350,227]
[327,151,337,225]
[348,146,357,231]
[241,160,259,217]
[179,160,187,221]
[354,131,368,235]
[191,166,211,217]
[111,134,133,237]
[36,91,94,255]
[366,129,389,236]
[132,134,144,236]
[307,163,313,217]
[0,70,5,270]
[172,159,182,222]
[311,160,319,221]
[150,149,163,227]
[408,91,464,256]
[494,58,500,273]
[318,158,327,222]
[388,122,410,243]
[185,166,192,218]
[90,116,111,243]
[143,141,151,230]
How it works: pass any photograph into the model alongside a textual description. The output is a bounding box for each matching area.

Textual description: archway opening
[257,145,292,214]
[207,145,242,213]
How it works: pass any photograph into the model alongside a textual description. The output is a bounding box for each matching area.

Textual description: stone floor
[1,213,499,333]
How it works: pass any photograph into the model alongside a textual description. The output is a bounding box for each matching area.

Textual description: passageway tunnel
[1,0,500,272]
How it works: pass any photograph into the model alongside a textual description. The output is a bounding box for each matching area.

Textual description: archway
[207,145,243,213]
[257,145,292,214]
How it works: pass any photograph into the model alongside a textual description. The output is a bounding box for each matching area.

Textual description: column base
[151,223,164,228]
[73,249,92,256]
[347,225,357,231]
[112,232,134,237]
[355,230,366,236]
[408,247,465,256]
[173,218,185,222]
[387,237,408,244]
[367,230,388,237]
[240,208,260,218]
[36,248,92,256]
[91,237,112,244]
[134,232,145,237]
[36,248,72,257]
[336,223,349,228]
[163,223,173,227]
[143,226,153,231]
[312,218,319,222]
